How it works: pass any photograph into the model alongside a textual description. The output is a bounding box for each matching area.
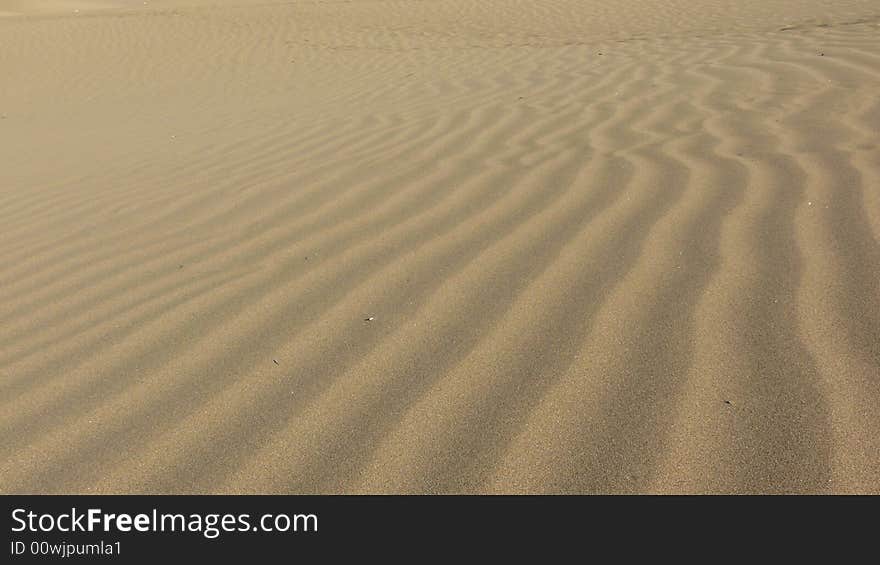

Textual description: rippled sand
[1,0,879,493]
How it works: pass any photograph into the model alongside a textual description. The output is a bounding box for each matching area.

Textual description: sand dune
[1,0,878,494]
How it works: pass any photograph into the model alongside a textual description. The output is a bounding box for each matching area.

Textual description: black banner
[1,495,874,560]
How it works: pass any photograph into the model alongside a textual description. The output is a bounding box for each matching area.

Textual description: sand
[1,0,878,494]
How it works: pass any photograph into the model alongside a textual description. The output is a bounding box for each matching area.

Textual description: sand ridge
[1,0,879,493]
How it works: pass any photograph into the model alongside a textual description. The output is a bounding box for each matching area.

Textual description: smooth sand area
[1,0,878,493]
